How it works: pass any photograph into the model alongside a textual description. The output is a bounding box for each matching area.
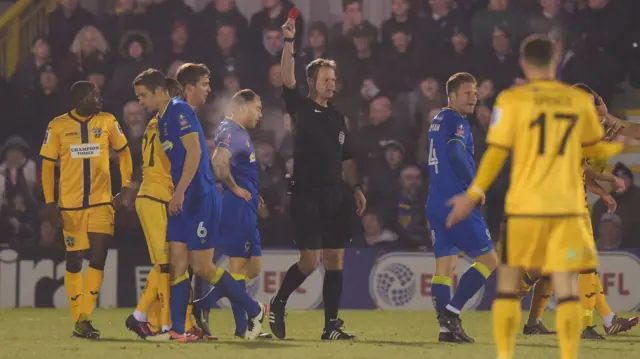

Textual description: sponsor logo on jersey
[70,143,101,158]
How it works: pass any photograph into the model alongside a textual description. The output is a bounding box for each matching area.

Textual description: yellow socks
[578,273,597,327]
[492,295,521,359]
[80,267,104,317]
[529,277,553,321]
[64,271,83,322]
[556,298,583,359]
[594,273,613,318]
[157,265,171,330]
[136,265,159,315]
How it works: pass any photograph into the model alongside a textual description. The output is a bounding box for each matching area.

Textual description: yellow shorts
[504,215,598,274]
[61,205,115,251]
[135,196,168,264]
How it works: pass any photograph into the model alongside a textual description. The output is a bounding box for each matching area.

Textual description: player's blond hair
[306,58,337,82]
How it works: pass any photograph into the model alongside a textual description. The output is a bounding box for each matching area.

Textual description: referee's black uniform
[282,85,355,250]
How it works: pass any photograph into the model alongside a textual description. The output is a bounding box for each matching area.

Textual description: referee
[268,17,366,341]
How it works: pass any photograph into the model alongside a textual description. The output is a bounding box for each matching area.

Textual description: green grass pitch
[1,309,639,359]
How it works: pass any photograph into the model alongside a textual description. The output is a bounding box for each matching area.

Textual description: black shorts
[290,185,353,250]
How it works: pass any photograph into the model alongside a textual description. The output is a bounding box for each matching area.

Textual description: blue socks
[431,275,452,312]
[230,277,248,335]
[169,272,191,334]
[208,268,260,317]
[448,262,492,313]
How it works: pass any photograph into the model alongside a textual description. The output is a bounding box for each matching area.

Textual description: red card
[288,7,299,20]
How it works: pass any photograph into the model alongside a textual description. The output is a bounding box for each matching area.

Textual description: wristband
[467,185,484,200]
[284,37,295,43]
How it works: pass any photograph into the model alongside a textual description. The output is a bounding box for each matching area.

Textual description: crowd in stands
[1,0,640,254]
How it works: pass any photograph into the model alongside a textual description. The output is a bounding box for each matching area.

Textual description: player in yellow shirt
[125,78,207,340]
[519,84,638,339]
[447,35,623,359]
[40,81,133,339]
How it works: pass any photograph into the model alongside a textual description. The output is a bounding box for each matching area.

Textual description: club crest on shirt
[93,127,102,138]
[490,107,502,127]
[245,140,251,148]
[179,114,188,126]
[65,236,75,247]
[455,124,465,137]
[338,131,345,145]
[250,152,256,162]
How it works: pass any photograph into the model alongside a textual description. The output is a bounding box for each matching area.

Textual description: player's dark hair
[133,68,167,92]
[165,78,184,98]
[446,72,477,95]
[306,58,337,82]
[231,89,258,105]
[572,83,602,106]
[342,0,362,11]
[70,81,96,107]
[176,63,210,88]
[520,34,554,68]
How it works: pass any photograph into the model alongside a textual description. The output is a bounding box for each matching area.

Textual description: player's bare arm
[584,171,617,212]
[41,156,61,228]
[169,133,201,215]
[602,112,640,139]
[281,18,296,89]
[342,159,366,216]
[113,146,134,209]
[211,147,251,201]
[584,165,625,192]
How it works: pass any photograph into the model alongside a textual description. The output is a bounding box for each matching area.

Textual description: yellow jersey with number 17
[487,80,621,216]
[137,117,173,202]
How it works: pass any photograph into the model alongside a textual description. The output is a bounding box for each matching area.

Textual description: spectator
[527,0,575,46]
[381,0,423,49]
[595,212,623,249]
[106,31,154,113]
[362,212,400,247]
[102,0,150,50]
[0,76,18,144]
[592,162,640,249]
[383,24,427,93]
[121,101,147,158]
[85,60,107,92]
[329,0,378,54]
[11,37,51,98]
[21,62,69,149]
[477,26,521,92]
[339,26,387,97]
[437,26,474,84]
[471,0,527,50]
[59,25,111,87]
[367,140,406,198]
[253,24,284,89]
[194,0,249,47]
[0,136,40,249]
[296,21,331,95]
[47,0,96,60]
[159,21,199,70]
[357,96,411,177]
[167,60,186,79]
[205,23,250,92]
[249,0,305,50]
[145,0,193,55]
[423,0,463,49]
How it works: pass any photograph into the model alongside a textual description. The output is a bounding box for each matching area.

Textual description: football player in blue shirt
[198,89,269,339]
[426,72,499,343]
[133,66,265,342]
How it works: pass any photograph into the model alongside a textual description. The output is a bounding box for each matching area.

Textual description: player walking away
[447,35,624,359]
[126,78,208,340]
[517,84,638,339]
[133,67,265,343]
[269,17,366,340]
[40,81,133,339]
[199,89,272,339]
[426,72,499,343]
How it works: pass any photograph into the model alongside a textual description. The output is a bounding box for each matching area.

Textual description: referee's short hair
[520,34,554,68]
[176,63,210,88]
[572,83,602,106]
[133,68,167,92]
[231,89,258,105]
[446,72,477,96]
[306,58,337,82]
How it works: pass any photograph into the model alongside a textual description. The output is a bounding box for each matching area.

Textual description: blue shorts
[167,190,221,251]
[218,195,261,258]
[428,207,493,259]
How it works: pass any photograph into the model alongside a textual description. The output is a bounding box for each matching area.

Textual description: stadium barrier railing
[0,0,56,78]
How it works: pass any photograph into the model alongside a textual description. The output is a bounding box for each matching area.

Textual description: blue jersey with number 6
[158,97,221,250]
[425,108,492,259]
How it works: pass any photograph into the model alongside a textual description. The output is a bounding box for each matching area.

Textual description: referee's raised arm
[281,18,296,89]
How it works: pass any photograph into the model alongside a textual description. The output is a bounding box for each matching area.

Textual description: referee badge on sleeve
[338,131,345,145]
